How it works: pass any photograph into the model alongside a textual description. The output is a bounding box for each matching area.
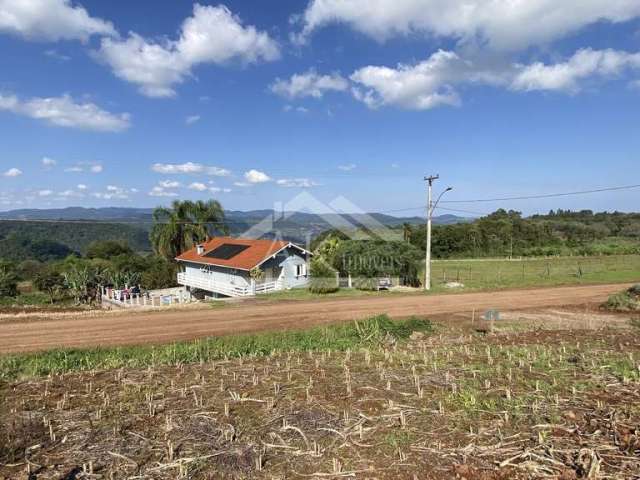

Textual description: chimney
[196,244,205,255]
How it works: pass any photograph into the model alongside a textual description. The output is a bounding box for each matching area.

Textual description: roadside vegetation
[603,284,640,312]
[0,315,431,381]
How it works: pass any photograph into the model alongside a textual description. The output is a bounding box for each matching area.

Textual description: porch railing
[177,272,283,297]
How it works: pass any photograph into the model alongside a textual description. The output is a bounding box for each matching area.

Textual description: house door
[265,266,279,282]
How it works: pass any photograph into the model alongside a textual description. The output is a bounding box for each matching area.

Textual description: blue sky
[0,0,639,217]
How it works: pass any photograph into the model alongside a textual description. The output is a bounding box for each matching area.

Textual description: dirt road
[0,283,631,354]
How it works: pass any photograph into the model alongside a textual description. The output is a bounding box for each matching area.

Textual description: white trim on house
[255,242,312,269]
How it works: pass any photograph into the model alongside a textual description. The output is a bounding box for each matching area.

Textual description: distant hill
[0,207,465,227]
[0,207,469,260]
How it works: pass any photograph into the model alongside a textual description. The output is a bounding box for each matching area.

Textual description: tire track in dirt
[0,283,632,354]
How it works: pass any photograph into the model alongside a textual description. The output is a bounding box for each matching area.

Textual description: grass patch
[0,314,432,381]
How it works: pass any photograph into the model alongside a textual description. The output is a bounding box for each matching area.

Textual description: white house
[176,237,312,297]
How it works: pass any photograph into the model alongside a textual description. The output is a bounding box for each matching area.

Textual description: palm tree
[150,199,227,260]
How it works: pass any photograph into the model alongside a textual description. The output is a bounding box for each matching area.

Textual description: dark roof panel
[205,243,250,260]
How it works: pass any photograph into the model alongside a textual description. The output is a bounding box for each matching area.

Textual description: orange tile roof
[175,237,293,271]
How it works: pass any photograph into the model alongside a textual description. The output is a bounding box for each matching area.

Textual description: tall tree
[150,199,227,260]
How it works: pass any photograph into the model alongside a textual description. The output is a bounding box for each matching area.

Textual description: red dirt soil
[0,283,632,354]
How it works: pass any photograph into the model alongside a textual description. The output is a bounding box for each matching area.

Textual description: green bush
[0,261,18,298]
[309,258,339,294]
[352,277,379,291]
[604,286,640,312]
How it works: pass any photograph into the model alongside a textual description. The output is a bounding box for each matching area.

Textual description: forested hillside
[403,209,640,258]
[0,221,151,261]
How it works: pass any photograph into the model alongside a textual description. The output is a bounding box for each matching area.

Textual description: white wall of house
[182,262,251,288]
[259,246,309,288]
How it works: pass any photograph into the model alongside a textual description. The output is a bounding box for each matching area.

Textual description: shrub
[352,277,379,291]
[604,286,640,312]
[34,268,66,304]
[309,258,339,294]
[0,261,18,298]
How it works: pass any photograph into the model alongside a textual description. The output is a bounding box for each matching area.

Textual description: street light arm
[430,187,453,215]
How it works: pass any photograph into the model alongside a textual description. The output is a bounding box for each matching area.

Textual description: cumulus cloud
[188,182,207,191]
[151,162,230,176]
[38,189,53,196]
[276,178,319,188]
[271,70,348,99]
[338,163,356,171]
[93,185,131,200]
[41,156,56,168]
[77,183,87,190]
[64,162,104,173]
[511,48,640,93]
[0,0,116,41]
[209,186,232,193]
[148,186,178,197]
[349,50,503,110]
[244,169,271,184]
[3,167,22,177]
[0,93,130,131]
[58,189,84,198]
[158,179,181,188]
[349,48,640,110]
[96,4,280,97]
[293,0,640,50]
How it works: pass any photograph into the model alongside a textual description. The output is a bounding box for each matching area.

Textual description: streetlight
[424,178,453,291]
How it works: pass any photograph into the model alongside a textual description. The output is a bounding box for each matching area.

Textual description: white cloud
[349,48,640,110]
[276,178,319,188]
[209,186,231,193]
[185,114,201,125]
[148,186,178,197]
[96,4,280,97]
[41,156,56,168]
[77,183,87,190]
[294,0,640,50]
[151,162,230,176]
[0,93,130,131]
[350,50,473,110]
[188,182,207,191]
[93,185,130,200]
[64,162,104,173]
[244,169,271,184]
[271,70,349,99]
[338,163,356,171]
[58,189,83,198]
[44,49,71,61]
[158,179,181,188]
[38,189,53,196]
[0,0,116,41]
[511,48,640,92]
[3,167,22,177]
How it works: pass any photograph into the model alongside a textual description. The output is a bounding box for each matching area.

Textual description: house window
[295,264,307,277]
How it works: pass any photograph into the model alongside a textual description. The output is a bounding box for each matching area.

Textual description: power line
[435,206,489,216]
[441,183,640,204]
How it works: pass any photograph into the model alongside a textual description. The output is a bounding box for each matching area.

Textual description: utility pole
[424,175,438,291]
[424,175,452,291]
